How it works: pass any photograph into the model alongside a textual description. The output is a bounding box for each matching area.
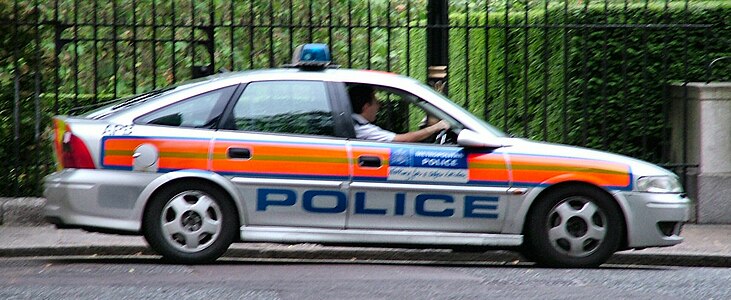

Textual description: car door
[97,85,238,216]
[211,80,351,229]
[343,85,510,233]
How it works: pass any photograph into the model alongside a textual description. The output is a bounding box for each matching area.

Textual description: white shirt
[352,114,396,142]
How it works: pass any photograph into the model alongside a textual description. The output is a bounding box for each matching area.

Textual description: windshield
[418,82,507,137]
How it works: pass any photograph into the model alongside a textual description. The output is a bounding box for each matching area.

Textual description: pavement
[2,197,731,267]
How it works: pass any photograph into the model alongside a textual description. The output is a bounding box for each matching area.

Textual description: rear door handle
[227,147,251,159]
[358,155,381,168]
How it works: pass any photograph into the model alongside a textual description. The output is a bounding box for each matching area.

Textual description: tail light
[53,118,95,169]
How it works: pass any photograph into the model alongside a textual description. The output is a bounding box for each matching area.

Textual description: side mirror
[457,129,508,148]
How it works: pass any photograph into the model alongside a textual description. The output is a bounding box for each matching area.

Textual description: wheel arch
[518,181,629,249]
[132,170,247,231]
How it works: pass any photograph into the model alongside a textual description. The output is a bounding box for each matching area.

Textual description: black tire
[143,181,237,264]
[524,185,623,268]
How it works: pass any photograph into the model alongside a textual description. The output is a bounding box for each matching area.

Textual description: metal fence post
[191,25,215,79]
[427,0,449,95]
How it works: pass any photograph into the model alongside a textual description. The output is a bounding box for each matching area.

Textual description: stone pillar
[670,82,731,223]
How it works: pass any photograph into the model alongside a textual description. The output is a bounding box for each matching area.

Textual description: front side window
[231,80,335,136]
[347,83,460,144]
[135,86,236,128]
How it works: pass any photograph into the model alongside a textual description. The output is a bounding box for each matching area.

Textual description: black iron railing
[1,0,727,196]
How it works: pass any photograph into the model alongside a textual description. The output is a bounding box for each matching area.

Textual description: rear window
[81,88,174,119]
[77,76,216,119]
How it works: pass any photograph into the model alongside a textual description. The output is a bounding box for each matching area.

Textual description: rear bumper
[43,169,160,233]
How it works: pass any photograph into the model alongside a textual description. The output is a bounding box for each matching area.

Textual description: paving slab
[1,198,46,227]
[618,224,731,257]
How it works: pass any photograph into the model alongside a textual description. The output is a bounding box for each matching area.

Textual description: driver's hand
[432,120,450,132]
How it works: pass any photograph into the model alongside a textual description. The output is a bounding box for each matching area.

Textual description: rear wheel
[524,185,623,268]
[143,182,237,264]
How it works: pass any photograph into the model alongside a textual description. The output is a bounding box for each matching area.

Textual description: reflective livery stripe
[101,136,209,170]
[100,136,631,190]
[351,143,510,186]
[350,146,391,179]
[508,154,632,190]
[467,152,510,185]
[350,144,630,190]
[52,118,67,171]
[211,140,349,179]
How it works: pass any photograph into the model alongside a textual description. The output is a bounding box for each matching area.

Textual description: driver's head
[349,85,375,114]
[349,85,379,122]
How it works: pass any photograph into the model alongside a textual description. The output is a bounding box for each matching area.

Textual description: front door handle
[227,147,251,159]
[358,155,381,168]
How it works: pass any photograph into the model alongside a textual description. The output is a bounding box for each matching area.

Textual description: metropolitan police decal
[388,147,468,183]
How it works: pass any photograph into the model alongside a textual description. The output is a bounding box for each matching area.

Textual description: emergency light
[284,43,336,70]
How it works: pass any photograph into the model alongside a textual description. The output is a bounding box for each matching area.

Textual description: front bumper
[617,191,691,249]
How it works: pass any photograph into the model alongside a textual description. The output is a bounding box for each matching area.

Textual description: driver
[349,85,449,142]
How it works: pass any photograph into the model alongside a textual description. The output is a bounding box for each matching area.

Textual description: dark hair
[348,85,374,114]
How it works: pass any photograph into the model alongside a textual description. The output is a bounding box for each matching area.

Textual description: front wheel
[143,182,237,264]
[524,186,623,268]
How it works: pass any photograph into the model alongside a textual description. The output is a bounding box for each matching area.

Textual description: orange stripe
[468,155,508,168]
[104,155,210,168]
[104,156,133,166]
[469,169,510,181]
[540,173,630,187]
[467,152,504,160]
[213,142,344,157]
[351,148,391,178]
[251,145,344,157]
[509,155,628,173]
[105,139,209,152]
[103,138,210,168]
[467,153,508,181]
[212,160,349,175]
[159,157,208,169]
[512,169,630,187]
[103,139,151,150]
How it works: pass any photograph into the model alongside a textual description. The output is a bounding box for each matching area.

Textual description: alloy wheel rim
[546,196,608,258]
[160,191,222,253]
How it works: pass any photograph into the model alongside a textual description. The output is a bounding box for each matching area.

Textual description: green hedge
[2,1,731,196]
[1,0,424,196]
[0,2,52,196]
[446,1,731,162]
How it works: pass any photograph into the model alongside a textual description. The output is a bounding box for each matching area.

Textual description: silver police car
[44,44,690,267]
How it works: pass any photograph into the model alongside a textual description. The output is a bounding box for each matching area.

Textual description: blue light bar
[287,43,332,70]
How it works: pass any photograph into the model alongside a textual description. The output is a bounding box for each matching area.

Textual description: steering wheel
[434,129,449,145]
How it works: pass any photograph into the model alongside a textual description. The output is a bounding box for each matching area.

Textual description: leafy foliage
[0,1,52,196]
[236,111,335,136]
[2,0,730,196]
[445,1,731,162]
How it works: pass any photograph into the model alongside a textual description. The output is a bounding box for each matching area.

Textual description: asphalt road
[1,255,730,299]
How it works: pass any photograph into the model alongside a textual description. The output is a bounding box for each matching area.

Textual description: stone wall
[670,82,731,223]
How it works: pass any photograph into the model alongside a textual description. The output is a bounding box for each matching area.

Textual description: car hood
[495,138,676,178]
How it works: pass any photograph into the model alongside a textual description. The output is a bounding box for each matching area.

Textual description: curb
[0,198,46,227]
[609,253,731,268]
[1,244,731,268]
[0,246,153,258]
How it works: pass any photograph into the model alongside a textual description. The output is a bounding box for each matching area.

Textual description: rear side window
[229,80,335,136]
[135,86,237,128]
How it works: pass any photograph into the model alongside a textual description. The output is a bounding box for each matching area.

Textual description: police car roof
[202,68,417,88]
